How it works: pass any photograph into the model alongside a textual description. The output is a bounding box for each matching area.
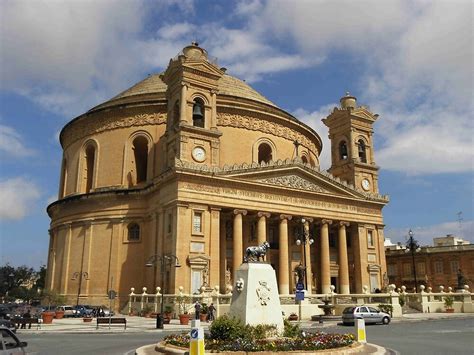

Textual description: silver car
[0,326,28,354]
[342,306,391,325]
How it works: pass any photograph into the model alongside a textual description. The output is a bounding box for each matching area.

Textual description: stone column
[180,83,188,124]
[338,221,351,294]
[209,208,221,288]
[320,219,332,294]
[219,218,227,292]
[278,215,292,294]
[257,212,270,245]
[303,218,313,294]
[233,209,247,281]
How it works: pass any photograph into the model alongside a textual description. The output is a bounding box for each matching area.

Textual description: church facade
[46,43,389,308]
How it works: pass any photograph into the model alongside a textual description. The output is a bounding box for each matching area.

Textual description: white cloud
[0,177,41,220]
[46,194,57,205]
[0,124,35,158]
[235,0,263,16]
[386,220,474,246]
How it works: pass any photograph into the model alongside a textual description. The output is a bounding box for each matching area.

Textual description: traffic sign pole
[189,320,205,355]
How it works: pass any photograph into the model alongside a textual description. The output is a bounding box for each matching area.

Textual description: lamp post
[405,229,420,293]
[72,271,89,306]
[145,254,181,329]
[295,218,314,290]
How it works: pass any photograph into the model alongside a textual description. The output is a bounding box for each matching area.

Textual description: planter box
[54,311,65,319]
[179,314,190,325]
[42,311,55,324]
[83,317,93,322]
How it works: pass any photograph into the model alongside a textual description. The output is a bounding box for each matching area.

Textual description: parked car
[74,305,94,317]
[0,326,27,354]
[342,306,391,325]
[56,306,78,318]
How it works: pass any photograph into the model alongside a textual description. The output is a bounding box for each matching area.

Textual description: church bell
[192,104,204,118]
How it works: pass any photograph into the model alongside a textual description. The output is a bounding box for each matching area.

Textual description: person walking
[194,301,201,320]
[208,303,216,321]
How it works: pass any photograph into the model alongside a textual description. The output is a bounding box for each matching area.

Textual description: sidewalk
[12,312,474,334]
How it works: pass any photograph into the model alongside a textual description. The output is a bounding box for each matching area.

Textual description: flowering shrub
[164,315,355,352]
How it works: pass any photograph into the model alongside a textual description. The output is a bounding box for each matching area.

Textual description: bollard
[189,319,205,355]
[355,316,366,343]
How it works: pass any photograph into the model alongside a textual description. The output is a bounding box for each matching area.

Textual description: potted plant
[175,295,191,325]
[129,307,137,316]
[288,312,298,321]
[83,315,93,322]
[444,296,454,313]
[54,306,65,319]
[163,305,173,324]
[141,305,153,318]
[40,290,65,324]
[200,303,208,322]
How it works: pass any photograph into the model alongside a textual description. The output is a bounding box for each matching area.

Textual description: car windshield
[343,307,355,314]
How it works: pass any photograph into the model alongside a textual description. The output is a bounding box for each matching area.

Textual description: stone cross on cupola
[322,92,381,194]
[160,43,225,168]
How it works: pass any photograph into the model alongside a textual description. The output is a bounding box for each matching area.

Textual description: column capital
[339,221,350,227]
[233,209,247,216]
[257,212,271,218]
[321,219,333,225]
[301,217,314,223]
[279,214,293,221]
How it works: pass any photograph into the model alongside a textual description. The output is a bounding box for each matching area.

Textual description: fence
[125,283,472,320]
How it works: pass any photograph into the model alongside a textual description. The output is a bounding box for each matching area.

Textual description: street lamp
[295,218,314,290]
[145,254,181,329]
[72,271,89,306]
[405,229,421,293]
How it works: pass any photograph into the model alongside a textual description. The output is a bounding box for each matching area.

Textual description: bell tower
[161,42,225,167]
[322,93,380,193]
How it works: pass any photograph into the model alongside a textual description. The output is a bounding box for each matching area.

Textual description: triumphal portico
[46,43,389,308]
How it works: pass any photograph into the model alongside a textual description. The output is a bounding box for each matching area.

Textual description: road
[17,318,473,355]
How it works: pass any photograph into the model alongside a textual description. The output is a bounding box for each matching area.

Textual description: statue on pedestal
[294,262,305,284]
[457,269,466,289]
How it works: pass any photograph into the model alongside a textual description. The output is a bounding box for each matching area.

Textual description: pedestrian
[208,303,216,321]
[194,301,201,320]
[21,309,32,329]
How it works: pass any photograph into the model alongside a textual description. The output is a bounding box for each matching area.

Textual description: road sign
[108,290,116,300]
[295,290,304,301]
[296,282,304,291]
[190,328,199,339]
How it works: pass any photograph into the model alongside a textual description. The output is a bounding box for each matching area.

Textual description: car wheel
[382,316,390,325]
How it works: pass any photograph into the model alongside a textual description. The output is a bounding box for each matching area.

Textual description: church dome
[89,72,276,113]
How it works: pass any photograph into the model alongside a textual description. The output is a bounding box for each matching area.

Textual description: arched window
[128,223,140,241]
[173,101,180,127]
[192,98,205,128]
[339,141,348,160]
[85,145,95,193]
[358,139,367,163]
[258,143,272,163]
[133,136,148,183]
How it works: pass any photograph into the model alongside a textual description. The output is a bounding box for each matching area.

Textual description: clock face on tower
[192,146,206,162]
[361,178,371,191]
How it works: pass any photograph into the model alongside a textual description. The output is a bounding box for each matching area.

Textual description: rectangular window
[434,261,443,274]
[367,230,374,247]
[387,264,397,277]
[416,262,425,276]
[193,211,203,233]
[450,260,459,273]
[403,263,412,276]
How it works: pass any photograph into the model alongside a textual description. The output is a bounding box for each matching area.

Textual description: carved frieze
[257,175,326,193]
[217,113,318,154]
[62,112,167,147]
[256,281,271,306]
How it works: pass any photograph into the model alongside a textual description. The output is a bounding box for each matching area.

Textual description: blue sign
[295,290,305,301]
[190,329,199,339]
[296,282,304,291]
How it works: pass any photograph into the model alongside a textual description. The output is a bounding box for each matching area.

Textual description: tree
[0,264,42,302]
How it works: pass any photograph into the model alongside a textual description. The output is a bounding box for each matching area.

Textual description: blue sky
[0,0,472,269]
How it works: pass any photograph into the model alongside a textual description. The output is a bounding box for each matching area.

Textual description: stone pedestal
[229,262,284,332]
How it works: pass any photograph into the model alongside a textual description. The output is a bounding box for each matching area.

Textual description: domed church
[46,43,389,308]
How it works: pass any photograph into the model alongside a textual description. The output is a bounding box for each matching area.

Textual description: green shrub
[208,315,247,341]
[247,324,278,340]
[378,304,393,316]
[444,296,454,308]
[399,295,405,307]
[283,319,301,338]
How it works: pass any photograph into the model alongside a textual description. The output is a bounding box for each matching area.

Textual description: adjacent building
[386,236,473,291]
[46,43,389,308]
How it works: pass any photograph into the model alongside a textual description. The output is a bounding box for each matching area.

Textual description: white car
[342,306,391,325]
[0,326,28,354]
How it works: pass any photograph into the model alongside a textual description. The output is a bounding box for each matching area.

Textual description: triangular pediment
[183,61,224,78]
